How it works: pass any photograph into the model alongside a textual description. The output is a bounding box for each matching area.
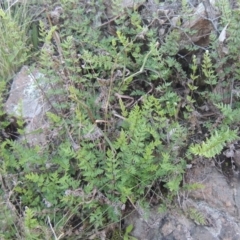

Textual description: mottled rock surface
[5,65,50,146]
[124,163,240,240]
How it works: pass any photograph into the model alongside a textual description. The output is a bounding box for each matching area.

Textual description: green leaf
[190,128,239,158]
[125,224,133,234]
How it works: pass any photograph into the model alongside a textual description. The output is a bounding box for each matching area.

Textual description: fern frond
[188,208,206,225]
[190,128,238,158]
[215,103,240,124]
[24,208,38,229]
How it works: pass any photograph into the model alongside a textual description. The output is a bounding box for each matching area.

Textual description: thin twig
[47,216,64,240]
[47,216,58,239]
[96,15,121,28]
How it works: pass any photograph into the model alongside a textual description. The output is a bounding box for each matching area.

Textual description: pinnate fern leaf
[188,208,206,225]
[190,128,238,158]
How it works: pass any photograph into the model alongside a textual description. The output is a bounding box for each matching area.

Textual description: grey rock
[124,165,240,240]
[5,66,51,146]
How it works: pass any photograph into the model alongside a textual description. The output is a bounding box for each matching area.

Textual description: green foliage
[189,55,199,91]
[1,0,240,239]
[110,224,137,240]
[124,224,137,240]
[183,182,204,191]
[202,50,217,86]
[0,2,31,133]
[216,0,232,25]
[77,96,186,208]
[215,103,240,125]
[0,4,30,81]
[24,207,40,239]
[190,128,238,158]
[188,208,206,225]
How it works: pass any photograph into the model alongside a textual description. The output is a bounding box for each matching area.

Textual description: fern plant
[76,95,187,225]
[190,127,238,158]
[187,207,206,225]
[2,0,240,239]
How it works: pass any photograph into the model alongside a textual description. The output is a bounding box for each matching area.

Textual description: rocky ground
[3,0,240,239]
[124,160,240,239]
[7,65,240,238]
